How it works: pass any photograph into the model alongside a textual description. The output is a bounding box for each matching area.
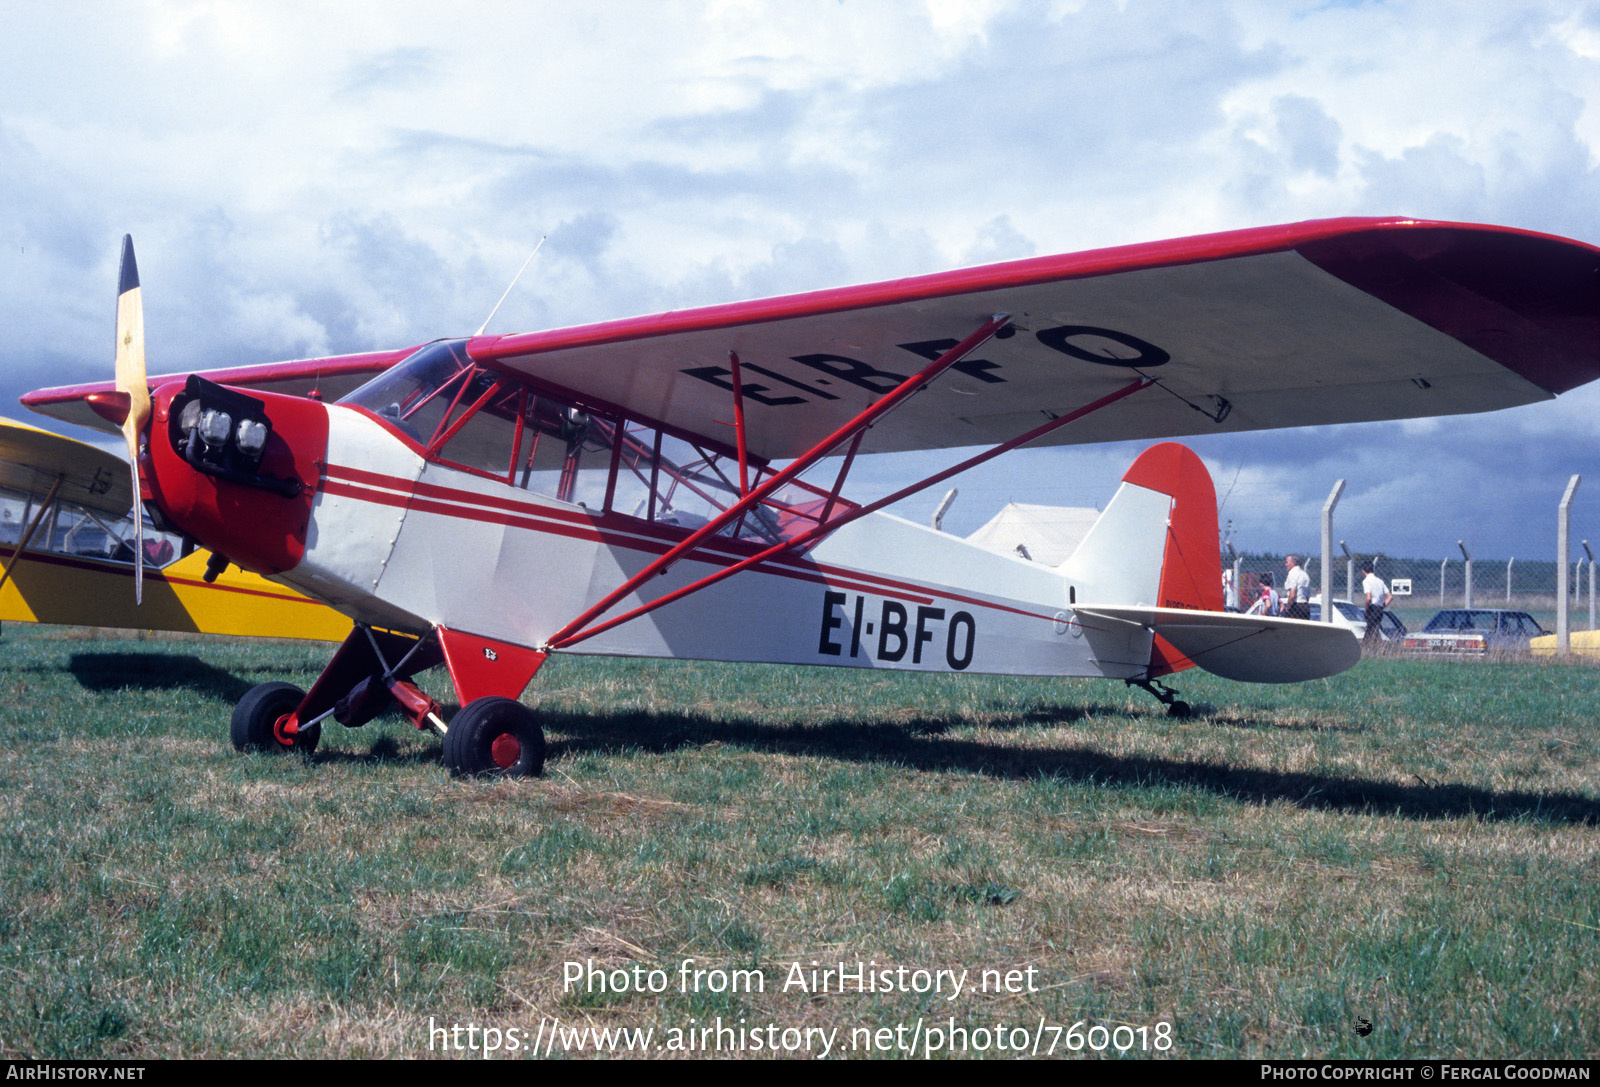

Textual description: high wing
[22,218,1600,461]
[0,416,132,515]
[466,217,1600,459]
[24,348,417,435]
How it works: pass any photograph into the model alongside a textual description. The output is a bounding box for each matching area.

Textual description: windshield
[338,340,473,443]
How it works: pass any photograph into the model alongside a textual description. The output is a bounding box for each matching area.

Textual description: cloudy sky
[3,0,1598,564]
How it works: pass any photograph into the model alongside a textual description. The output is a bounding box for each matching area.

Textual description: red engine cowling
[145,380,329,575]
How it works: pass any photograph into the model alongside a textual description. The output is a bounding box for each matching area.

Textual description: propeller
[113,235,150,604]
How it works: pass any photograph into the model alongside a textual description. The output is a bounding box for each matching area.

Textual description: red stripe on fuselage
[315,464,1073,625]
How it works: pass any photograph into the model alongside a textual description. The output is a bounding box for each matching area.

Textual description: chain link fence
[1221,474,1596,637]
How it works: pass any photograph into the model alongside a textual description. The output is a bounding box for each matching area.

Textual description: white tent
[964,502,1101,567]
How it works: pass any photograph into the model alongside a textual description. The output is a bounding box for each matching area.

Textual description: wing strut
[0,475,63,597]
[546,374,1153,651]
[541,314,1012,649]
[728,350,751,496]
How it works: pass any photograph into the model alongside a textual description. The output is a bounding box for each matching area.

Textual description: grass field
[1,624,1596,1059]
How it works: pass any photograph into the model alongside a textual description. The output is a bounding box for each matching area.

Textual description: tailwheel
[442,697,545,778]
[1126,677,1194,719]
[231,681,320,754]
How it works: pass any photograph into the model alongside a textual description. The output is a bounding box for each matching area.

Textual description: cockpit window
[338,340,474,445]
[0,485,182,569]
[340,341,857,544]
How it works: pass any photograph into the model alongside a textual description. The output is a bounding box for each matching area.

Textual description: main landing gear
[1127,677,1193,719]
[443,697,545,777]
[231,680,320,754]
[229,625,547,778]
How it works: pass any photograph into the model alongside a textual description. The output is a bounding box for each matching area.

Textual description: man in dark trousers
[1361,560,1392,645]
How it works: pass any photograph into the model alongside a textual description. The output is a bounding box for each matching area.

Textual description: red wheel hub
[490,732,521,769]
[272,713,298,747]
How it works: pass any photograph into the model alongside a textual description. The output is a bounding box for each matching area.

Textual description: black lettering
[898,339,1006,384]
[681,365,806,406]
[792,353,906,394]
[878,601,908,662]
[818,591,847,656]
[850,595,864,658]
[745,362,839,401]
[1035,325,1169,368]
[913,606,944,664]
[946,612,976,670]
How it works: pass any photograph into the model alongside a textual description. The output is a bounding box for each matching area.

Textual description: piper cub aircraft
[23,218,1600,776]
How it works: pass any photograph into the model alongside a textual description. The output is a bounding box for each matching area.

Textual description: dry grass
[0,627,1596,1058]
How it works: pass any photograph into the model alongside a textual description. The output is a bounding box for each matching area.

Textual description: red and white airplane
[23,219,1600,775]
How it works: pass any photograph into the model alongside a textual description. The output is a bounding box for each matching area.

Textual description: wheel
[231,681,319,754]
[1166,700,1193,719]
[442,697,545,778]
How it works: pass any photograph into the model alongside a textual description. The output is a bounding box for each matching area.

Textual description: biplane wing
[0,419,351,641]
[23,218,1600,461]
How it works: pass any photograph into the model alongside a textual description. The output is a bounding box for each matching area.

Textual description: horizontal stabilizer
[1075,605,1360,683]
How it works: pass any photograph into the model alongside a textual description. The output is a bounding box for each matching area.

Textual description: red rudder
[1120,443,1223,677]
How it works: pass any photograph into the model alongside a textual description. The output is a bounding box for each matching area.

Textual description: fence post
[1321,480,1344,623]
[1558,475,1580,653]
[1458,540,1472,609]
[1506,558,1514,603]
[1340,540,1353,602]
[1439,558,1449,606]
[1585,541,1596,632]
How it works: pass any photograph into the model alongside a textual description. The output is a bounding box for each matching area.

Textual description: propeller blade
[114,235,150,605]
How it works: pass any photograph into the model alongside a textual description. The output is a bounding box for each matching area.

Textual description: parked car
[1400,609,1546,657]
[1529,629,1600,658]
[1308,595,1407,642]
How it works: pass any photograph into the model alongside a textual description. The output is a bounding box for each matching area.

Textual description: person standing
[1361,560,1392,644]
[1247,571,1280,616]
[1282,554,1311,620]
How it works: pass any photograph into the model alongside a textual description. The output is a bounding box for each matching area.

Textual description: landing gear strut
[224,624,547,778]
[1127,677,1193,718]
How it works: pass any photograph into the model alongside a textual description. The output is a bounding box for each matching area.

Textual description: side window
[429,372,520,477]
[609,425,856,544]
[382,362,859,541]
[0,485,182,569]
[511,399,612,508]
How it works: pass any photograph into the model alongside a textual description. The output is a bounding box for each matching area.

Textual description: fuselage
[140,349,1165,680]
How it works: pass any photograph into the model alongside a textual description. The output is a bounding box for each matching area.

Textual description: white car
[1308,595,1407,642]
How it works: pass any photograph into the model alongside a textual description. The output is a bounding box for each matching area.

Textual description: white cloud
[0,0,1596,561]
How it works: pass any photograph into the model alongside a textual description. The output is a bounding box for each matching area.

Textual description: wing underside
[468,218,1600,461]
[22,218,1600,460]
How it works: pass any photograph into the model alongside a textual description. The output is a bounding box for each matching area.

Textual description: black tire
[1167,700,1193,719]
[231,681,319,754]
[443,697,544,778]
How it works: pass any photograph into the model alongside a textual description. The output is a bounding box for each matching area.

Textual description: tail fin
[1064,442,1222,677]
[1121,442,1224,614]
